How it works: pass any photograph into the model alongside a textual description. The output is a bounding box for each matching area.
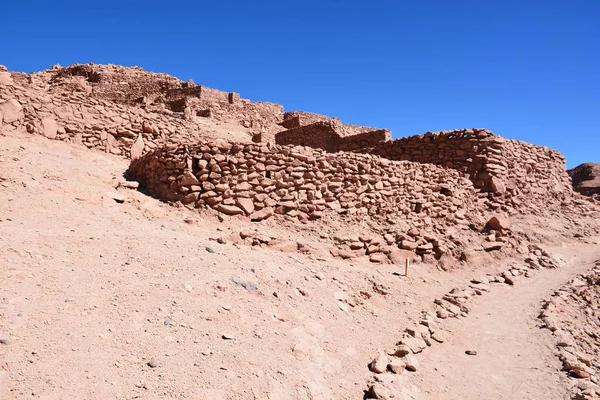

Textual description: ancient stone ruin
[0,63,586,265]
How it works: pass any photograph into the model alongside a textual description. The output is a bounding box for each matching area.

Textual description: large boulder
[1,99,23,124]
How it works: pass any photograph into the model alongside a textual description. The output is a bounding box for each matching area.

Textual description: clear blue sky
[2,0,598,167]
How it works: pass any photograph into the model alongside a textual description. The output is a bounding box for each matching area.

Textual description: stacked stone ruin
[0,63,580,263]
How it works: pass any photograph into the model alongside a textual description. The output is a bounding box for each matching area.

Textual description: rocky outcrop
[569,163,600,199]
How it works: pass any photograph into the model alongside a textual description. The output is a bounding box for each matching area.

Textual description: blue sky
[2,0,598,167]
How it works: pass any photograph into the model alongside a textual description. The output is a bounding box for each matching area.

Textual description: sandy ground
[1,131,599,399]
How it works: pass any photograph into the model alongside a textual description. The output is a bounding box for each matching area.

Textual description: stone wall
[0,64,286,159]
[276,121,391,152]
[280,111,333,129]
[126,140,477,227]
[356,129,572,201]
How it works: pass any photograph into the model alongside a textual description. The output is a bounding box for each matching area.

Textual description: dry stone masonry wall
[127,140,476,223]
[356,129,572,203]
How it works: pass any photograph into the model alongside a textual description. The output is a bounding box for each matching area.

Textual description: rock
[147,358,159,368]
[401,240,419,251]
[369,353,389,373]
[486,216,511,232]
[180,171,200,186]
[490,177,506,194]
[391,344,411,358]
[130,134,145,159]
[436,309,449,319]
[431,330,449,343]
[205,247,215,253]
[366,383,395,399]
[104,191,126,203]
[216,204,244,215]
[1,99,23,124]
[231,277,258,291]
[239,230,255,239]
[465,350,477,356]
[235,198,255,215]
[249,207,274,221]
[40,117,58,139]
[387,357,406,374]
[222,333,235,340]
[503,275,515,285]
[399,336,427,354]
[142,120,154,133]
[389,249,418,264]
[118,180,139,189]
[482,241,504,251]
[369,253,387,263]
[0,339,11,345]
[402,354,419,372]
[570,368,590,379]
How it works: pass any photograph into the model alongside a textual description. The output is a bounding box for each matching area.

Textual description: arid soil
[1,131,600,400]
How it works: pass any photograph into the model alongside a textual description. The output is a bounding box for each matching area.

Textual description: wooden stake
[405,258,409,277]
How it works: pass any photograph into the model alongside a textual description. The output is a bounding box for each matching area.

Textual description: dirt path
[410,247,600,400]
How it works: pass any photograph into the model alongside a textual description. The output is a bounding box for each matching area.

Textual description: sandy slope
[1,131,599,400]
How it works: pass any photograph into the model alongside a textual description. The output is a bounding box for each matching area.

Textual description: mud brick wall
[126,140,477,227]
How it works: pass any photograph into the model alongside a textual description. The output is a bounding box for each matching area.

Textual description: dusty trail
[411,247,600,400]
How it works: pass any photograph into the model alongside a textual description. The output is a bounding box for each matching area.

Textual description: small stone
[147,358,159,368]
[486,216,511,232]
[369,353,389,373]
[369,253,387,263]
[249,207,274,221]
[216,204,244,215]
[231,277,258,291]
[387,357,406,374]
[205,247,215,253]
[118,180,139,189]
[0,339,11,345]
[399,336,427,354]
[570,368,590,379]
[431,330,449,343]
[391,344,411,358]
[403,354,419,372]
[465,350,477,356]
[222,333,235,340]
[482,241,503,251]
[104,191,126,204]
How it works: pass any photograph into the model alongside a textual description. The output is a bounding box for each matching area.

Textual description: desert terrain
[1,64,600,399]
